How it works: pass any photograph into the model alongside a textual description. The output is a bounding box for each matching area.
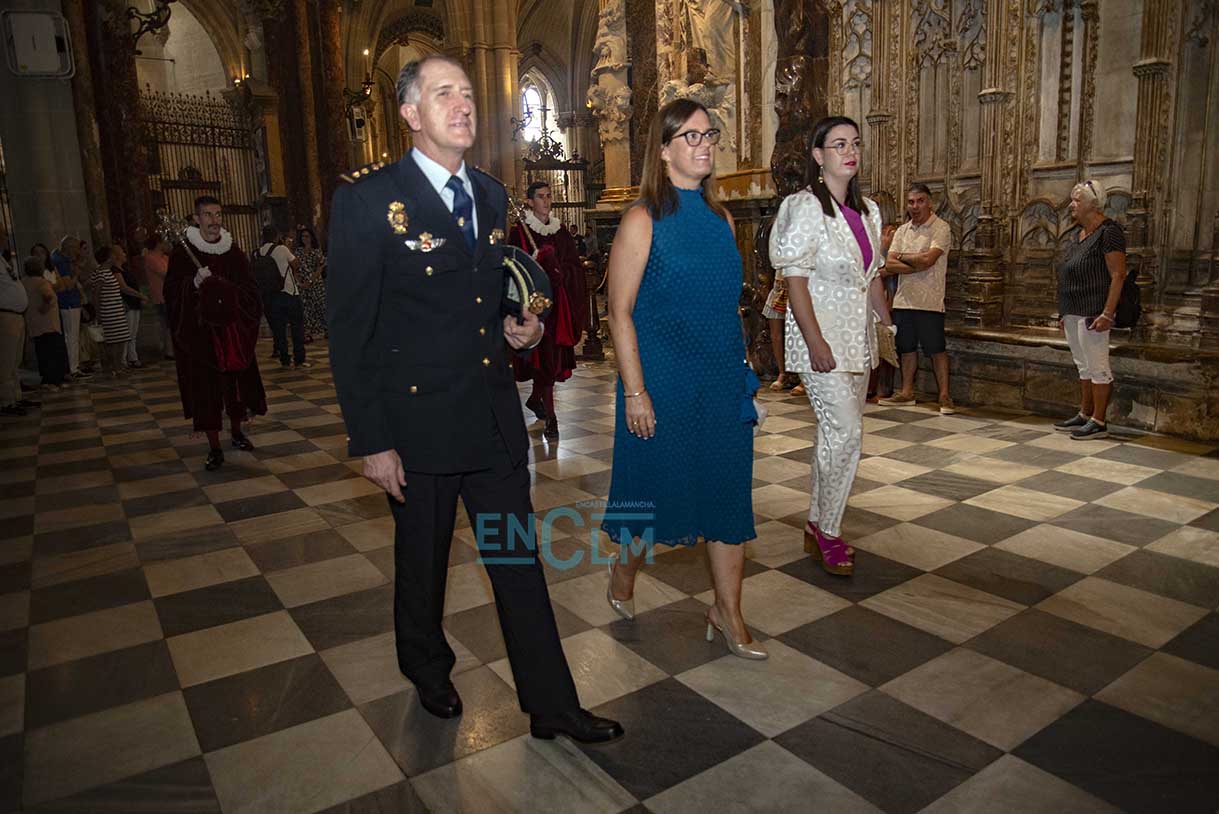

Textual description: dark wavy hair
[804,116,869,218]
[635,98,729,222]
[30,243,55,272]
[296,225,321,251]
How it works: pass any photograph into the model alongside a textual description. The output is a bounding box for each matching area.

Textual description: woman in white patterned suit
[769,116,893,576]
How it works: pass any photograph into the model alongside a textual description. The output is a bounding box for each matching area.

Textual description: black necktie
[446,175,476,250]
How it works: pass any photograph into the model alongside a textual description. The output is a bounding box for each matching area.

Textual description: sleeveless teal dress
[603,187,756,547]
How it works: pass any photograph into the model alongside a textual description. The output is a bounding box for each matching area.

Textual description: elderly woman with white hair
[1054,179,1127,440]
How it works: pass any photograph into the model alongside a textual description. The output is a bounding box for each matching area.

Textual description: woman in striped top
[1054,180,1127,440]
[92,244,142,377]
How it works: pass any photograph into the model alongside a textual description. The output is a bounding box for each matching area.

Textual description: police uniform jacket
[326,155,527,474]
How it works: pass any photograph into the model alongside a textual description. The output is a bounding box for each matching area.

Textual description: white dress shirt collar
[410,148,472,203]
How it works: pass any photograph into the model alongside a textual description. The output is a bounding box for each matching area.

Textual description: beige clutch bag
[876,319,899,367]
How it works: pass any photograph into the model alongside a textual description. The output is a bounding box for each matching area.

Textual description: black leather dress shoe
[543,416,559,440]
[417,681,463,719]
[204,448,225,471]
[530,708,624,743]
[230,433,255,451]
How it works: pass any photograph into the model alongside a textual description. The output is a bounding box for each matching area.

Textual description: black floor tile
[1189,508,1219,532]
[24,755,220,814]
[37,456,112,479]
[0,733,21,814]
[183,654,352,752]
[882,444,973,470]
[317,780,430,814]
[1094,444,1195,471]
[1014,699,1219,814]
[967,609,1152,695]
[213,490,307,523]
[775,690,1002,814]
[603,597,742,675]
[578,678,766,801]
[1161,612,1219,671]
[873,424,955,444]
[912,502,1037,544]
[111,460,189,482]
[0,628,27,678]
[1050,503,1179,547]
[24,640,180,729]
[780,605,953,686]
[244,529,358,573]
[984,443,1082,468]
[1095,549,1219,609]
[443,598,589,665]
[276,464,360,490]
[154,576,284,638]
[934,548,1083,606]
[28,567,150,624]
[1018,470,1125,502]
[121,488,211,518]
[642,543,767,595]
[0,561,30,594]
[289,584,395,651]
[780,550,924,603]
[134,525,240,563]
[33,484,119,513]
[33,520,132,558]
[898,470,998,501]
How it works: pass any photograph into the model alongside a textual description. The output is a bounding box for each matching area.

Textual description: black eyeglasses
[670,129,722,147]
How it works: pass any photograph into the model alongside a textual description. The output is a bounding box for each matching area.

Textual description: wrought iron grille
[523,155,591,236]
[138,89,260,253]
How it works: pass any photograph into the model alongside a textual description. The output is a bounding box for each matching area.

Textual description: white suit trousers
[799,370,869,538]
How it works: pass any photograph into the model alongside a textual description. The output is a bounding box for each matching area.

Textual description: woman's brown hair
[635,99,730,222]
[804,115,869,218]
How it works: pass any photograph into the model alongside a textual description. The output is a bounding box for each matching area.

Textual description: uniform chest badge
[405,232,446,252]
[387,202,408,234]
[489,228,504,245]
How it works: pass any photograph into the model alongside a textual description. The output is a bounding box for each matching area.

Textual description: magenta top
[840,204,873,270]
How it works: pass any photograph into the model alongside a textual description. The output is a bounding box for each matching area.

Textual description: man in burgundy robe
[165,195,267,470]
[510,181,587,440]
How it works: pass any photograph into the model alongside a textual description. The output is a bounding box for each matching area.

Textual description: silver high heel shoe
[606,559,635,621]
[705,610,768,660]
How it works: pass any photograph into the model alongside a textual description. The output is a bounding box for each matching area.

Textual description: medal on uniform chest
[405,231,445,252]
[387,202,409,235]
[489,228,504,245]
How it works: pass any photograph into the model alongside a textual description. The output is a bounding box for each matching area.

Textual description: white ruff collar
[187,226,233,255]
[524,210,561,236]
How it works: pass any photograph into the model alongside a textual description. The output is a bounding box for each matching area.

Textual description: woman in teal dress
[602,99,765,660]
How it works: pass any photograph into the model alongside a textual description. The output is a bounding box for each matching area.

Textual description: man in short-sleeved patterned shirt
[879,183,955,414]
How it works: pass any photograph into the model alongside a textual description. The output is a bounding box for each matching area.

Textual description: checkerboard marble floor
[2,343,1219,813]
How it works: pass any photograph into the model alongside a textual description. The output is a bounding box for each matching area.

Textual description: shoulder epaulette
[340,161,387,184]
[470,165,507,190]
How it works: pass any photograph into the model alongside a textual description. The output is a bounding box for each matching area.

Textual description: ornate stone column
[238,0,271,83]
[1127,0,1181,330]
[94,0,152,240]
[317,0,348,227]
[1202,214,1219,348]
[293,0,323,226]
[965,0,1017,329]
[864,0,893,203]
[62,0,110,245]
[589,0,633,196]
[769,0,827,197]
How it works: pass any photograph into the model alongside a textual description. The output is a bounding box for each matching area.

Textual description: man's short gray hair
[396,55,466,106]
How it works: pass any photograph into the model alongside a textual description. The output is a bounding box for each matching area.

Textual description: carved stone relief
[843,0,874,88]
[586,84,633,143]
[912,0,953,66]
[958,0,986,68]
[589,0,632,145]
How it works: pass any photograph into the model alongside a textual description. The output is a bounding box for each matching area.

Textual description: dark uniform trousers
[390,425,579,715]
[328,156,580,717]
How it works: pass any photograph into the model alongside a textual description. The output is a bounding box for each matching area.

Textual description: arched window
[521,83,547,143]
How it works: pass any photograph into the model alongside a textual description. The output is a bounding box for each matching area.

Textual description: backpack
[1114,268,1141,329]
[252,246,284,300]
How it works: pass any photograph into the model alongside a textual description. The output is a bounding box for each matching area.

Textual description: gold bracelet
[623,387,646,398]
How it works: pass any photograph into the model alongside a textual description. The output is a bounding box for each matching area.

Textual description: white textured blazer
[769,189,883,374]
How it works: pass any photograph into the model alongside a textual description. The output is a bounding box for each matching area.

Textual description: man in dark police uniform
[326,55,622,744]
